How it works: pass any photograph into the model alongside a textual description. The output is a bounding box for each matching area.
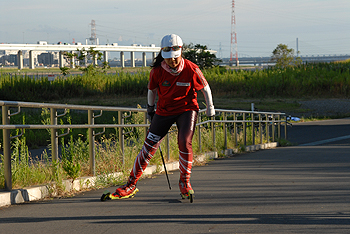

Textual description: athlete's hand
[206,105,215,117]
[147,104,155,122]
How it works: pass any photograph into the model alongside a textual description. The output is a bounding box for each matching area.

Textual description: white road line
[300,135,350,146]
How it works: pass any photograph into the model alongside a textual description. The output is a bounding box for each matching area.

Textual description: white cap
[161,34,183,59]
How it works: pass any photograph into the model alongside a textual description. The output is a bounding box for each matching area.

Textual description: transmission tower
[86,20,99,45]
[230,0,239,66]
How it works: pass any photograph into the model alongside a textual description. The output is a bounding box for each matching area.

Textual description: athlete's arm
[147,88,157,121]
[200,85,215,117]
[147,88,157,106]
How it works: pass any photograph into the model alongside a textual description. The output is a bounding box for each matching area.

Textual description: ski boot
[100,182,139,201]
[179,177,194,203]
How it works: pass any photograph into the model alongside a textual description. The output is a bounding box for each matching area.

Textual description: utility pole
[230,0,239,66]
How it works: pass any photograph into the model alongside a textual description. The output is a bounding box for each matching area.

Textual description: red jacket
[149,59,208,116]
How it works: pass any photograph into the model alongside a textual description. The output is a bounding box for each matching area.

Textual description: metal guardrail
[0,100,287,191]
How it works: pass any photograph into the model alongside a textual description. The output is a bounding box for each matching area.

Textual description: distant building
[0,50,60,67]
[3,50,18,56]
[0,54,17,66]
[38,52,59,66]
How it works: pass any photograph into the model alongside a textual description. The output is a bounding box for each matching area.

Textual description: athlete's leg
[113,114,176,198]
[129,114,177,182]
[176,111,198,194]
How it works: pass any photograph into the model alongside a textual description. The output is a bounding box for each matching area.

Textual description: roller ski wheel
[100,191,112,201]
[180,190,194,203]
[100,188,139,201]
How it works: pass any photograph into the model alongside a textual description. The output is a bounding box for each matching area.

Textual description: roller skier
[101,34,215,202]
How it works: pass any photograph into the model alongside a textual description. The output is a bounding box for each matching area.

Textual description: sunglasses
[161,46,182,52]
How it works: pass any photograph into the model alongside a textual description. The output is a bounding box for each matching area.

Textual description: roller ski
[179,177,194,203]
[100,183,139,201]
[180,190,194,203]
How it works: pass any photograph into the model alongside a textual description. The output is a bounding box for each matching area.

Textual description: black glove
[147,104,155,122]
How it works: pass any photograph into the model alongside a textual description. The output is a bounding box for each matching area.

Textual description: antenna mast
[230,0,239,66]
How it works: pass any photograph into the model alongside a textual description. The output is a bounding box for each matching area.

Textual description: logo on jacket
[162,81,171,86]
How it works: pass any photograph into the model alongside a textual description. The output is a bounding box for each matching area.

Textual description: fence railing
[0,100,287,190]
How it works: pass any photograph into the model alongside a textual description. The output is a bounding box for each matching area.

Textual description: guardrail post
[2,106,12,190]
[259,113,262,144]
[272,114,275,142]
[251,112,255,146]
[266,114,269,143]
[50,108,58,163]
[197,113,202,152]
[234,113,237,147]
[278,114,281,139]
[243,113,246,146]
[212,115,216,148]
[88,110,95,176]
[285,115,287,139]
[223,112,227,150]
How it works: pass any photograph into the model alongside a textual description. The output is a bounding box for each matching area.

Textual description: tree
[271,44,302,68]
[182,43,221,69]
[60,48,109,76]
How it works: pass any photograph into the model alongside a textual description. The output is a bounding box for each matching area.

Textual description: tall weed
[1,62,350,101]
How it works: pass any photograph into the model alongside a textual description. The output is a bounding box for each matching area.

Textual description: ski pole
[159,144,171,190]
[149,113,171,190]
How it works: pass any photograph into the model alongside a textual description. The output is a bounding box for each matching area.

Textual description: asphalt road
[0,119,349,233]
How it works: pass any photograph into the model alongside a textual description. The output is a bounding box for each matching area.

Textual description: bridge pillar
[120,51,125,68]
[152,52,157,61]
[130,51,135,67]
[103,51,108,65]
[93,56,98,66]
[59,51,65,68]
[142,52,146,67]
[70,51,75,68]
[17,50,23,70]
[29,50,35,69]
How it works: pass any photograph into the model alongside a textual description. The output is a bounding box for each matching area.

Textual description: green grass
[1,61,350,102]
[0,69,150,101]
[203,63,350,98]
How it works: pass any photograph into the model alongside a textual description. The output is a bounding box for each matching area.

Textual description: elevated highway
[0,43,161,69]
[0,43,160,52]
[221,54,350,66]
[1,42,349,69]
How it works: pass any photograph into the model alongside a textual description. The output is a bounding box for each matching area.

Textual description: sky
[1,0,349,58]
